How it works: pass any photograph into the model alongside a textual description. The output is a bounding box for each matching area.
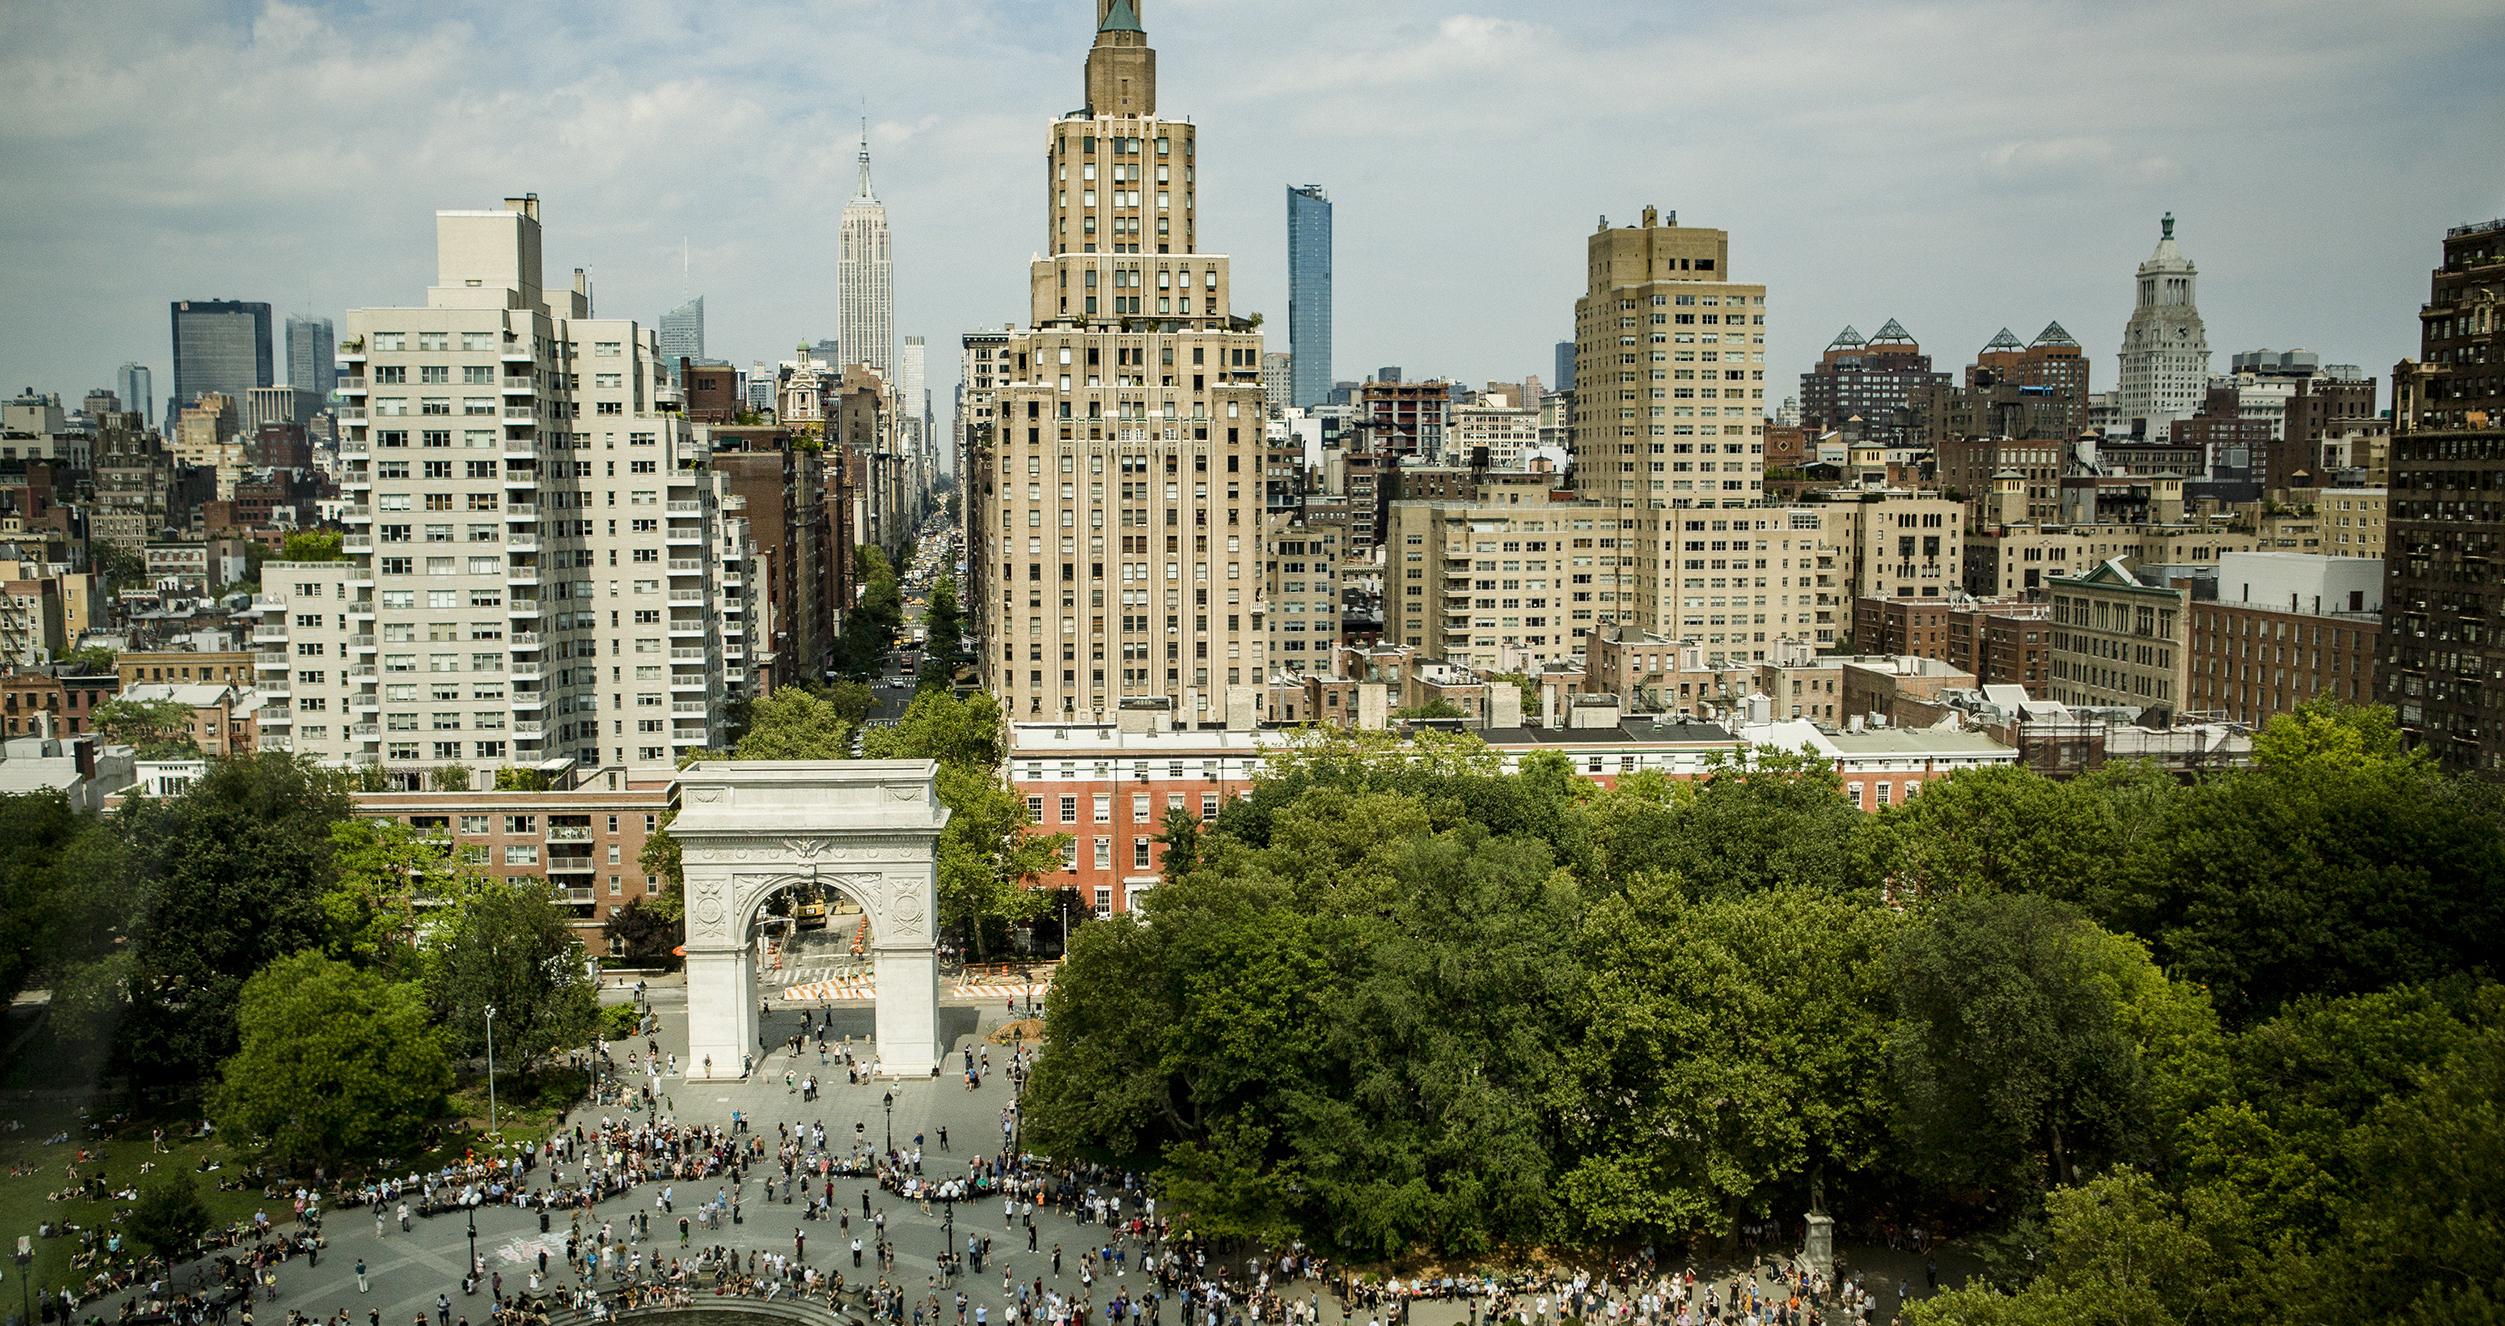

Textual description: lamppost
[465,1207,478,1287]
[943,1201,955,1277]
[882,1090,894,1154]
[15,1235,32,1326]
[484,1004,499,1135]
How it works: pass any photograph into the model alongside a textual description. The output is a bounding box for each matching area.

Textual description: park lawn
[0,1099,271,1304]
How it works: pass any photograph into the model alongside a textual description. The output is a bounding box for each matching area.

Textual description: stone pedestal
[1804,1212,1835,1282]
[670,761,950,1081]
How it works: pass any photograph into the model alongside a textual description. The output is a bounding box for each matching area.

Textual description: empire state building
[975,0,1271,726]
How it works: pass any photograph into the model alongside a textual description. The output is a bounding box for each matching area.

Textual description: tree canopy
[1032,706,2505,1265]
[210,951,451,1172]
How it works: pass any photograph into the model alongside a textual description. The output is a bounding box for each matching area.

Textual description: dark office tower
[170,300,273,408]
[1287,184,1333,408]
[2384,217,2505,777]
[1554,340,1576,394]
[285,315,336,397]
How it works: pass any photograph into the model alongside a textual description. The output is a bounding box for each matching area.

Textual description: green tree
[125,1173,214,1260]
[88,537,145,586]
[924,572,965,661]
[492,766,552,792]
[92,696,200,758]
[639,812,683,892]
[62,644,118,674]
[1561,886,1901,1243]
[933,763,1065,957]
[860,689,1003,768]
[1910,1171,2216,1326]
[430,763,474,792]
[1392,698,1466,720]
[2099,702,2505,1022]
[210,951,451,1171]
[1888,893,2162,1193]
[0,791,117,1004]
[1654,745,1866,900]
[323,819,475,974]
[276,530,347,562]
[603,897,682,968]
[733,687,852,760]
[823,680,877,728]
[106,754,354,1090]
[423,879,597,1078]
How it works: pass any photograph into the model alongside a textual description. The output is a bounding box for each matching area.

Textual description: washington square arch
[669,761,950,1079]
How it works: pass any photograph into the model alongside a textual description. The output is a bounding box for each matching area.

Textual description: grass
[0,1097,267,1304]
[0,1064,592,1305]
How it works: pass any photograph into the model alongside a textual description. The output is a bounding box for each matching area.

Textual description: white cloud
[0,0,2500,418]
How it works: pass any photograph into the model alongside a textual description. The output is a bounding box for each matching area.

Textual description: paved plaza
[101,976,1960,1326]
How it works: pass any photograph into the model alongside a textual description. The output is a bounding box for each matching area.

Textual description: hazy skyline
[3,0,2501,420]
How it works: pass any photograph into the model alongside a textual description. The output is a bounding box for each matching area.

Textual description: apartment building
[2320,487,2386,556]
[2047,559,2191,717]
[1264,515,1340,677]
[256,195,735,783]
[2190,552,2381,725]
[352,766,674,941]
[975,2,1271,727]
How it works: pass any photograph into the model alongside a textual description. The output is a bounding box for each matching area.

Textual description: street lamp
[943,1201,955,1277]
[15,1235,32,1326]
[465,1207,478,1288]
[882,1090,893,1154]
[484,1004,499,1136]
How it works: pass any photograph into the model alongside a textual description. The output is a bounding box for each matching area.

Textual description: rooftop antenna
[680,237,690,299]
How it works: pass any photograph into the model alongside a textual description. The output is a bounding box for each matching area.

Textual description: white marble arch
[669,761,950,1079]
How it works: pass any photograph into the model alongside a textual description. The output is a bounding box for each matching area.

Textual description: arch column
[669,761,950,1080]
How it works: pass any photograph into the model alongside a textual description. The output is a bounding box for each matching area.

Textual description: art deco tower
[977,0,1271,725]
[839,130,895,379]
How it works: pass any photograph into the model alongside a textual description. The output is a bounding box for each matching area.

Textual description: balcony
[340,437,370,456]
[667,619,708,638]
[511,661,544,681]
[672,700,709,715]
[500,381,536,396]
[546,825,593,843]
[511,689,546,710]
[336,377,367,395]
[336,405,367,421]
[256,650,289,669]
[670,673,709,692]
[347,664,378,680]
[507,567,541,586]
[337,348,366,366]
[507,599,541,617]
[667,558,705,575]
[339,505,372,524]
[500,345,535,363]
[667,500,703,514]
[503,438,537,459]
[671,647,707,661]
[349,693,379,714]
[510,631,543,650]
[508,532,539,552]
[506,504,538,521]
[503,412,538,428]
[667,589,706,604]
[666,525,704,546]
[349,723,380,741]
[343,537,373,556]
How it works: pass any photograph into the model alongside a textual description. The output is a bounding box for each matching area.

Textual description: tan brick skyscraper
[1569,207,1773,662]
[977,0,1270,724]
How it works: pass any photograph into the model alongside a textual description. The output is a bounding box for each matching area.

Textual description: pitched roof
[1868,317,1916,345]
[1827,325,1866,350]
[2031,321,2079,348]
[1982,328,2025,353]
[1099,0,1144,33]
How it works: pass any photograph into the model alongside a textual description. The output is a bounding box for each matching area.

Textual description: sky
[3,0,2503,432]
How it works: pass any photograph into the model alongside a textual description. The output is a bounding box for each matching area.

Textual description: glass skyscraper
[659,296,706,382]
[1287,184,1333,409]
[169,299,272,409]
[286,315,336,398]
